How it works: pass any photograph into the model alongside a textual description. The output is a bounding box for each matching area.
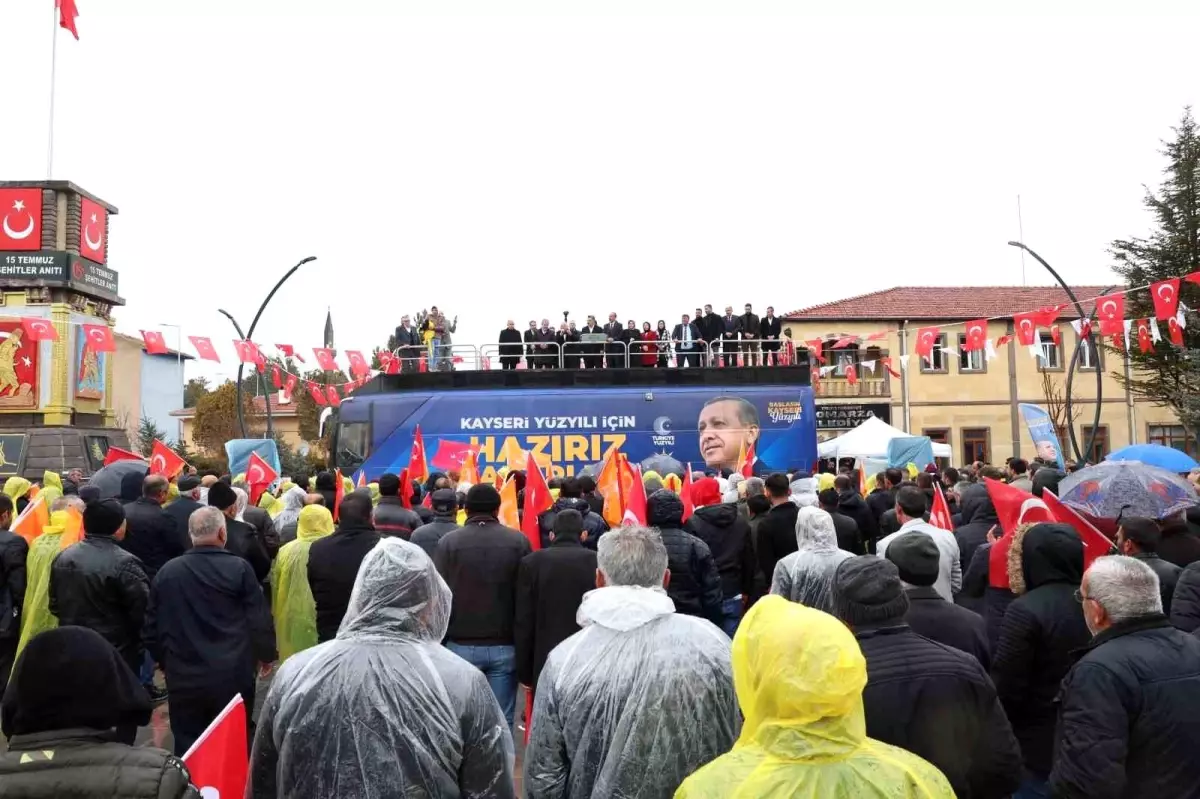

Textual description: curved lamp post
[1007,241,1102,463]
[220,256,317,439]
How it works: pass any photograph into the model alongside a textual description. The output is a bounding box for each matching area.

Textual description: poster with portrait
[75,334,107,400]
[0,321,39,410]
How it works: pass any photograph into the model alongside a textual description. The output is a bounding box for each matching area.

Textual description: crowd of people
[2,455,1200,798]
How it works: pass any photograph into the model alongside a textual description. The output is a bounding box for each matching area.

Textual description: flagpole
[47,0,59,178]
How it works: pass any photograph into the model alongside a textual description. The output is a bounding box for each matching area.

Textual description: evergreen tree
[136,416,168,457]
[1111,107,1200,436]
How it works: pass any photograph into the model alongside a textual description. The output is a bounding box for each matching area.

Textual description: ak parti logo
[0,188,42,251]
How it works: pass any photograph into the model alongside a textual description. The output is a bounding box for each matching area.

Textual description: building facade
[784,285,1183,466]
[171,395,308,455]
[110,333,190,447]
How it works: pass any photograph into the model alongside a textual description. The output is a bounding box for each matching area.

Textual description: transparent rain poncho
[674,596,955,798]
[270,505,334,663]
[524,585,738,799]
[248,537,515,799]
[770,506,853,613]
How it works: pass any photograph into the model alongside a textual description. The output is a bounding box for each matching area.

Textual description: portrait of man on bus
[697,395,760,472]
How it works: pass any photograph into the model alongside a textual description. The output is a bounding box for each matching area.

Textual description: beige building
[110,333,190,447]
[171,395,307,454]
[784,285,1184,465]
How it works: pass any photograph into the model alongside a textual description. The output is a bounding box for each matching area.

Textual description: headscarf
[769,507,854,613]
[12,511,70,666]
[233,486,249,522]
[275,486,307,531]
[2,626,151,738]
[3,476,31,503]
[271,506,335,662]
[41,471,62,493]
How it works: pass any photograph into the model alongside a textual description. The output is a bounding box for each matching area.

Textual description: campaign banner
[1018,403,1066,469]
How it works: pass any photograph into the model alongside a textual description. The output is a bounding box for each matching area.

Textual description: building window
[1037,331,1061,371]
[833,345,859,377]
[920,334,948,373]
[957,334,985,373]
[962,427,990,465]
[1147,424,1197,457]
[1081,425,1109,464]
[1077,332,1101,370]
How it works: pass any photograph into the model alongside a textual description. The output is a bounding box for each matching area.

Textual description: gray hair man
[1050,556,1200,798]
[188,506,227,547]
[524,526,737,799]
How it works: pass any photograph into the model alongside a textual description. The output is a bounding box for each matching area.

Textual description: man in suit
[721,306,743,367]
[693,308,709,366]
[702,304,722,366]
[535,319,557,369]
[393,314,421,373]
[603,312,626,369]
[760,305,782,366]
[580,315,604,369]
[740,303,761,367]
[522,320,538,370]
[557,321,582,369]
[164,475,205,542]
[672,314,703,368]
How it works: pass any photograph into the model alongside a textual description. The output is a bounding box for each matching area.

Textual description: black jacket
[760,315,782,342]
[646,491,722,626]
[825,508,863,555]
[435,514,531,645]
[394,324,420,348]
[498,327,523,359]
[671,323,702,350]
[687,503,755,600]
[1131,552,1181,617]
[700,311,722,343]
[905,586,991,670]
[991,523,1089,778]
[224,517,270,584]
[739,312,760,339]
[242,506,280,560]
[523,327,538,356]
[373,496,423,539]
[579,324,604,354]
[0,528,28,641]
[537,497,609,550]
[755,501,799,584]
[307,522,381,642]
[514,538,597,689]
[1050,615,1200,799]
[410,515,460,558]
[1156,517,1200,567]
[120,498,187,579]
[163,497,204,547]
[1170,560,1200,632]
[955,484,999,578]
[838,489,880,549]
[856,623,1021,799]
[49,536,150,671]
[961,541,1015,641]
[0,728,199,798]
[720,314,742,341]
[866,487,895,524]
[144,547,275,698]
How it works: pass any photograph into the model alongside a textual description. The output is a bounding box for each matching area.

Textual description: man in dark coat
[144,506,276,756]
[739,303,760,367]
[0,494,24,687]
[954,483,1000,612]
[163,474,204,542]
[671,314,703,368]
[535,319,557,369]
[686,477,756,636]
[756,473,800,581]
[602,312,625,369]
[121,474,188,580]
[832,556,1021,799]
[208,481,270,583]
[557,321,582,369]
[498,320,523,370]
[1156,509,1200,567]
[241,493,280,561]
[410,489,460,557]
[991,522,1090,795]
[514,510,598,693]
[522,320,538,370]
[579,315,604,369]
[701,304,722,366]
[759,306,782,365]
[372,472,423,539]
[537,477,608,550]
[1117,516,1181,616]
[888,532,990,669]
[393,313,421,372]
[1170,559,1200,631]
[646,489,723,627]
[307,492,379,643]
[1051,555,1200,799]
[835,475,880,553]
[434,484,531,729]
[819,488,862,554]
[719,305,742,367]
[866,468,902,524]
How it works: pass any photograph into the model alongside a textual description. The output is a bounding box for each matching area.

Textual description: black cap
[177,475,201,492]
[83,498,125,538]
[431,488,456,512]
[552,509,584,539]
[207,480,237,511]
[885,533,940,587]
[833,556,910,626]
[465,484,501,514]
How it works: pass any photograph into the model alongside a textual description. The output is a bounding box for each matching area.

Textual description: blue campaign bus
[330,366,817,483]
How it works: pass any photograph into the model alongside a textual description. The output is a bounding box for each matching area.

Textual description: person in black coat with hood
[645,489,723,627]
[314,471,338,512]
[537,477,608,550]
[0,494,24,688]
[1156,509,1200,567]
[835,475,880,553]
[307,492,380,643]
[991,522,1090,793]
[866,468,902,524]
[954,484,999,612]
[514,510,598,693]
[686,483,757,637]
[1170,559,1200,632]
[755,473,800,581]
[1116,516,1181,616]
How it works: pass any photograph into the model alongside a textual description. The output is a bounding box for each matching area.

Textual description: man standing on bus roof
[698,396,760,473]
[604,312,625,369]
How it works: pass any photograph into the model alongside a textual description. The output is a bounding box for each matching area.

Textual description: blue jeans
[721,595,743,639]
[138,650,155,686]
[429,339,442,370]
[447,642,516,729]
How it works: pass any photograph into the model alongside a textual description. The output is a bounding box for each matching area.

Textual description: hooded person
[271,505,336,663]
[953,483,999,612]
[687,476,757,636]
[3,476,33,515]
[0,626,199,798]
[524,525,738,798]
[537,476,608,550]
[13,505,76,668]
[248,537,515,798]
[991,522,1091,794]
[789,475,819,508]
[770,506,854,613]
[409,488,460,557]
[314,471,338,512]
[274,485,309,545]
[675,595,956,799]
[117,470,144,504]
[644,489,723,626]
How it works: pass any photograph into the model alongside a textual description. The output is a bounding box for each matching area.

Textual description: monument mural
[0,321,38,409]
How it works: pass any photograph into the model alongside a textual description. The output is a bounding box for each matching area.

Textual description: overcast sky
[2,0,1198,380]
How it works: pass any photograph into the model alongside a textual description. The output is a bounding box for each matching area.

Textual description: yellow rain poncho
[37,486,62,511]
[258,491,281,516]
[278,479,296,495]
[675,596,954,799]
[342,475,354,494]
[13,510,70,667]
[271,505,335,662]
[817,472,837,492]
[3,476,31,503]
[368,482,381,506]
[41,470,62,494]
[162,481,180,508]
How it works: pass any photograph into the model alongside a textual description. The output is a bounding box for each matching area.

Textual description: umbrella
[1106,443,1199,474]
[1058,460,1198,521]
[639,454,685,478]
[88,460,148,500]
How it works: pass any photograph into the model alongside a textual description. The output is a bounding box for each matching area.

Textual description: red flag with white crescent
[1168,315,1185,346]
[1096,295,1125,336]
[79,197,107,264]
[930,483,953,531]
[408,426,429,483]
[0,188,42,250]
[276,344,304,363]
[914,326,940,358]
[804,339,826,364]
[282,373,297,401]
[20,318,57,342]
[103,446,143,466]
[246,452,278,506]
[313,348,339,371]
[307,382,327,406]
[963,319,987,352]
[182,695,248,799]
[325,385,341,407]
[232,340,261,365]
[270,366,282,390]
[189,336,220,362]
[345,350,370,379]
[1151,278,1181,321]
[1136,319,1153,353]
[149,439,186,478]
[141,330,169,355]
[1013,312,1038,346]
[81,324,115,353]
[845,364,857,387]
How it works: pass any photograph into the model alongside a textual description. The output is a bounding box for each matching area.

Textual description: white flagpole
[47,0,60,178]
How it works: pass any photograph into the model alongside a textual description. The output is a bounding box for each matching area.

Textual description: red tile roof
[784,285,1115,321]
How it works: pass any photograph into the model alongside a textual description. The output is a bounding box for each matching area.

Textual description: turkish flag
[1051,325,1061,347]
[680,464,695,523]
[983,478,1051,540]
[149,439,186,478]
[1033,304,1065,328]
[963,319,987,352]
[845,364,858,386]
[246,452,278,505]
[397,467,413,509]
[79,197,107,264]
[276,343,304,363]
[20,318,57,341]
[994,334,1013,348]
[141,330,169,355]
[930,484,954,531]
[914,326,940,358]
[379,351,398,375]
[233,340,261,365]
[1013,312,1038,346]
[622,464,648,526]
[81,323,115,353]
[0,188,42,251]
[1151,279,1182,321]
[1136,319,1153,353]
[521,454,553,550]
[307,382,327,406]
[313,348,338,371]
[739,442,756,479]
[409,425,429,483]
[270,366,282,390]
[182,695,248,799]
[831,335,858,349]
[333,468,345,521]
[1042,490,1115,569]
[1096,295,1125,336]
[1168,315,1185,346]
[431,439,476,472]
[189,336,220,362]
[345,350,370,379]
[57,0,80,40]
[865,331,888,342]
[325,385,341,407]
[880,356,902,379]
[103,446,143,466]
[804,339,826,364]
[282,374,297,401]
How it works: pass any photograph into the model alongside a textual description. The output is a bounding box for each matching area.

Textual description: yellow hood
[42,471,62,493]
[3,477,31,501]
[296,505,334,541]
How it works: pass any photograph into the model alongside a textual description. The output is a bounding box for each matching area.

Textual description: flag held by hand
[182,694,248,799]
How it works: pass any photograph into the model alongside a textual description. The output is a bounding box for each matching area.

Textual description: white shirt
[683,325,692,344]
[876,518,962,602]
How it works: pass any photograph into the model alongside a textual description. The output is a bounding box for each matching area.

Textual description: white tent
[818,415,952,460]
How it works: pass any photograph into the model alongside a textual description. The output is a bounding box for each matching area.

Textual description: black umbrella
[88,460,148,500]
[640,454,685,478]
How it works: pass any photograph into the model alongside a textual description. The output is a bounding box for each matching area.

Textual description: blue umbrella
[1058,460,1199,520]
[1107,443,1199,473]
